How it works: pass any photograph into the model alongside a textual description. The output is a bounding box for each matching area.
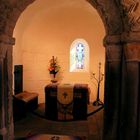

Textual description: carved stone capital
[104,34,121,46]
[122,32,140,43]
[121,0,140,32]
[124,42,140,62]
[106,45,122,62]
[0,34,15,45]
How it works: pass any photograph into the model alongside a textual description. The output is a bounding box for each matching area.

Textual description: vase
[50,73,57,83]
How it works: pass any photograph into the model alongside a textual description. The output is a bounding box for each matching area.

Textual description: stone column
[103,35,123,140]
[0,43,8,140]
[119,38,140,140]
[6,43,14,140]
[117,0,140,139]
[0,35,15,140]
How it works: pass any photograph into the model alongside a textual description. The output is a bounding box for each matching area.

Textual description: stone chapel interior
[1,0,140,140]
[12,0,105,138]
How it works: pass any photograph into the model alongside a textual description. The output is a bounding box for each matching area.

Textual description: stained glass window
[70,39,89,72]
[76,43,85,69]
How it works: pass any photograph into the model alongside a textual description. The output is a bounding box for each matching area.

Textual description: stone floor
[14,103,104,140]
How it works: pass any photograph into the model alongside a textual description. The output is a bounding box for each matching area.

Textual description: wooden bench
[13,91,38,121]
[14,91,39,110]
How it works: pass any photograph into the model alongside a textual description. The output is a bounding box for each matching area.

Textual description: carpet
[16,134,87,140]
[32,103,74,121]
[32,103,46,118]
[28,134,86,140]
[32,103,104,121]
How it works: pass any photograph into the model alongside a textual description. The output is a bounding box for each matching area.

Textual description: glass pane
[76,43,84,69]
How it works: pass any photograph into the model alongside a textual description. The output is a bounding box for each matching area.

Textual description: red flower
[48,56,60,74]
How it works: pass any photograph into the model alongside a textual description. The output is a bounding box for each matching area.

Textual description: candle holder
[92,62,104,106]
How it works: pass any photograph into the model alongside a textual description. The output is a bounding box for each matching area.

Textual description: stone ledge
[0,34,15,45]
[104,34,122,46]
[122,32,140,43]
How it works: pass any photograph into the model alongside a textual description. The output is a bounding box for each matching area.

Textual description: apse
[13,0,105,103]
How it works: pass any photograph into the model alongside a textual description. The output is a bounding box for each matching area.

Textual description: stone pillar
[6,43,14,140]
[0,44,8,140]
[103,35,123,140]
[116,0,140,139]
[0,35,15,140]
[119,40,140,140]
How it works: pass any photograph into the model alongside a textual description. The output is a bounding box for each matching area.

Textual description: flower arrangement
[48,56,60,77]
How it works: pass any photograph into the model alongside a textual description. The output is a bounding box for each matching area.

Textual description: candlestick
[92,62,104,106]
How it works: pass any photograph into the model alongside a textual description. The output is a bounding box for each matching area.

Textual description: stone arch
[0,0,140,140]
[0,0,123,140]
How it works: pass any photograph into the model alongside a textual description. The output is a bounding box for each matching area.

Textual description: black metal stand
[92,62,104,106]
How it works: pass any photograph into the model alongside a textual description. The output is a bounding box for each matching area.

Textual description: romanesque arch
[0,0,140,140]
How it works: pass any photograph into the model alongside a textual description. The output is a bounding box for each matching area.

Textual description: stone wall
[0,0,140,139]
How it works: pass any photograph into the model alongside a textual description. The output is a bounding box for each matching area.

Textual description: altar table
[45,83,90,120]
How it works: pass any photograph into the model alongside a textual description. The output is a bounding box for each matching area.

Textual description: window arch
[70,39,89,72]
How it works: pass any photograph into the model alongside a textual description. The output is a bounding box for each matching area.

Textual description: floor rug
[33,103,104,121]
[16,134,87,140]
[32,103,74,121]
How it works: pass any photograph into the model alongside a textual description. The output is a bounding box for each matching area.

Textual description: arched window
[70,39,89,72]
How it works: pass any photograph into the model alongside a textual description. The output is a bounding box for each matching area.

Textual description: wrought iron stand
[92,62,104,106]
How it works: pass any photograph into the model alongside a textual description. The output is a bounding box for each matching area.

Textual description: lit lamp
[92,62,104,106]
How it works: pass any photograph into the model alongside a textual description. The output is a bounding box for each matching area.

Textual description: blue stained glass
[76,43,84,69]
